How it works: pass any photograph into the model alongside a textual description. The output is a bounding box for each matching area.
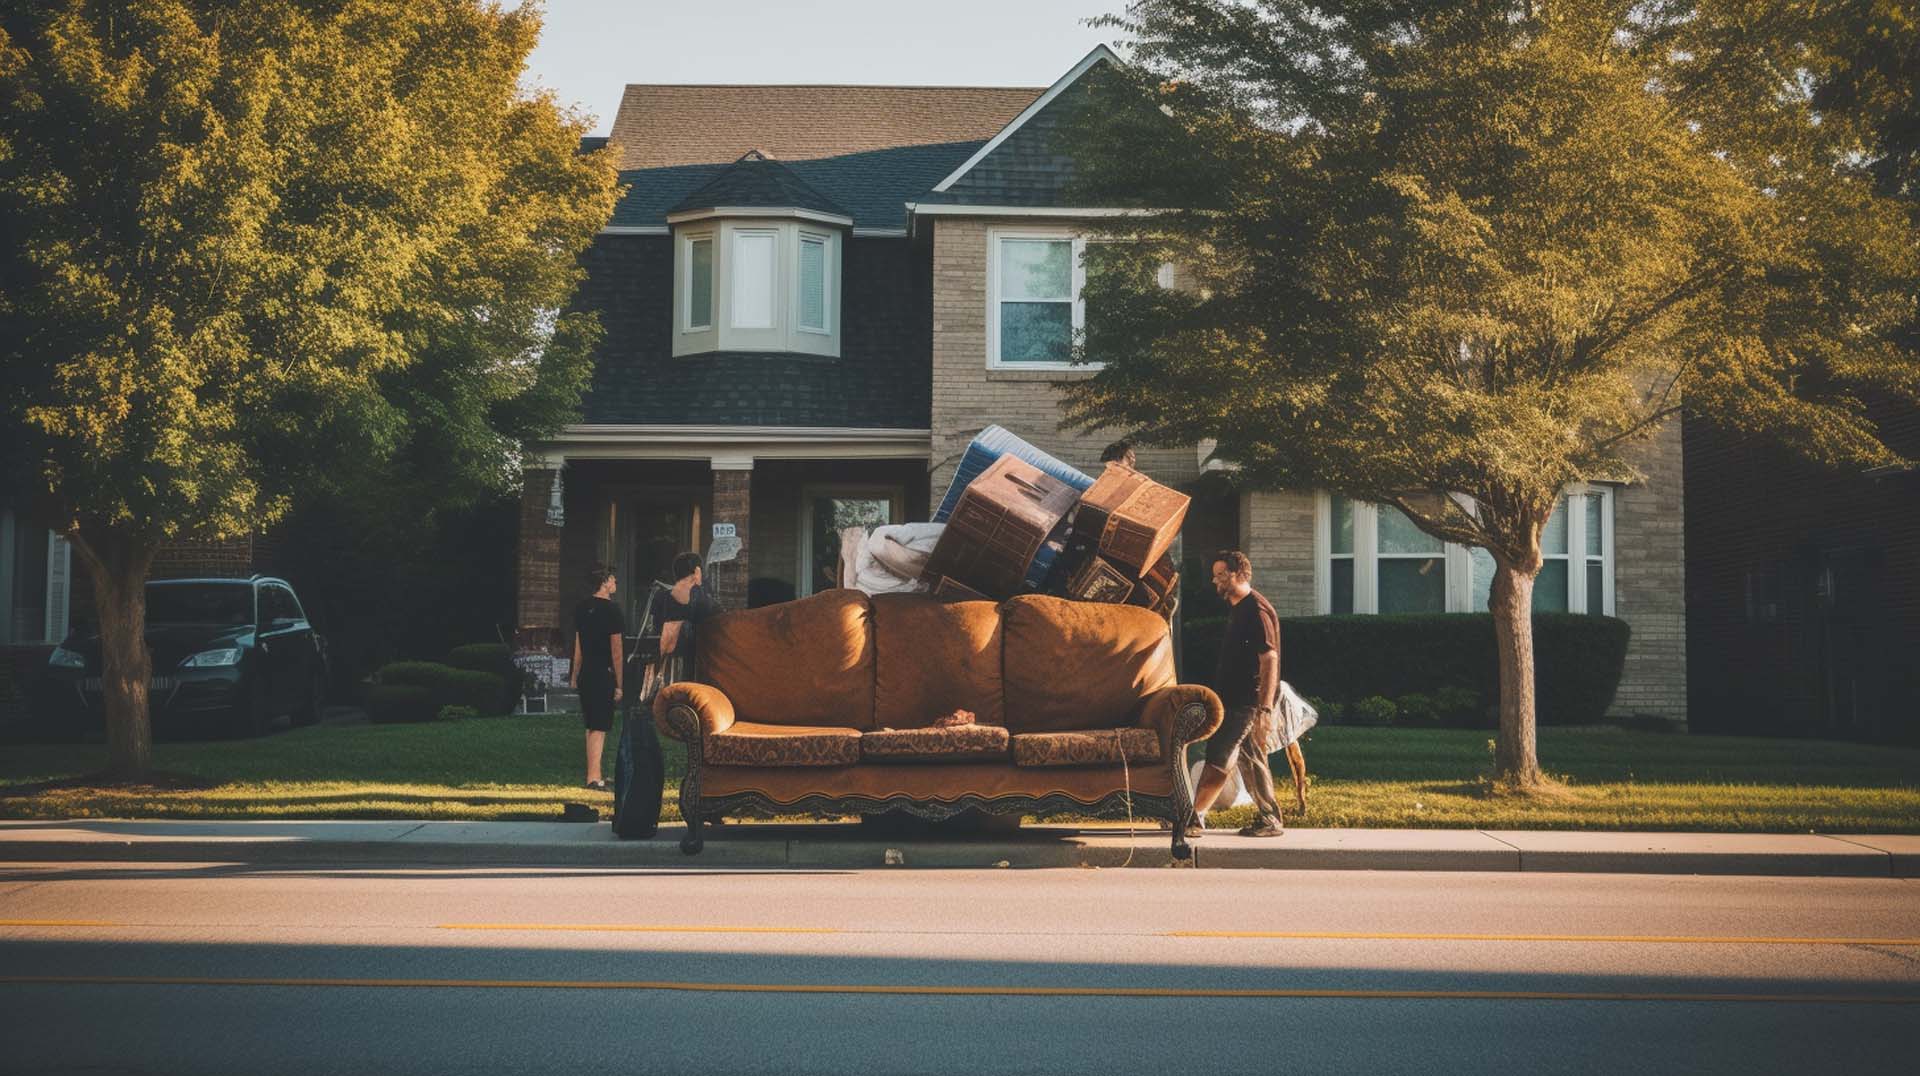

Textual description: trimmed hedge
[446,643,519,713]
[376,661,505,715]
[1182,612,1629,727]
[363,683,435,724]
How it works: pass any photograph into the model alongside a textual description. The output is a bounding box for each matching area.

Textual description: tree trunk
[71,528,157,780]
[1488,558,1542,787]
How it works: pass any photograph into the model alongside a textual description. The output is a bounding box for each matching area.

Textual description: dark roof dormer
[666,150,853,227]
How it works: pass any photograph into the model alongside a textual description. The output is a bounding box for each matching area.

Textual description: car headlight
[180,647,244,668]
[48,646,86,670]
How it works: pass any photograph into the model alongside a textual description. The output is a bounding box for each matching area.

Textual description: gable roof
[927,45,1120,196]
[608,85,1041,171]
[666,151,850,220]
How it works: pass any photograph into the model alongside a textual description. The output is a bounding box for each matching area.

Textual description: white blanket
[840,522,946,595]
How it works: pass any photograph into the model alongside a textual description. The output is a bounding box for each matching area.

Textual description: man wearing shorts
[569,565,625,790]
[1191,549,1284,837]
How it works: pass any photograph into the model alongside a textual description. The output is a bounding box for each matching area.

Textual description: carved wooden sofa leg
[666,703,706,855]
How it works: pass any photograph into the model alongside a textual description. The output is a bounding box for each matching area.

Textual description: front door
[616,496,701,630]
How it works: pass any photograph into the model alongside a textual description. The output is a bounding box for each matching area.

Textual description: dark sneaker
[1238,819,1285,838]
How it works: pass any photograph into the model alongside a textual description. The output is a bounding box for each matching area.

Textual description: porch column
[709,457,753,612]
[516,466,563,649]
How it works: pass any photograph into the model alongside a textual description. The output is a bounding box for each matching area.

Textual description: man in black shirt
[1194,549,1286,837]
[569,565,626,789]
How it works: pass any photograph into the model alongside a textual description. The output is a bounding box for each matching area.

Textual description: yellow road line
[1169,931,1920,947]
[0,975,1912,1004]
[437,923,840,935]
[0,919,117,928]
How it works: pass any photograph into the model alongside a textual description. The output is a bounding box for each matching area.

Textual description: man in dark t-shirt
[1194,549,1285,837]
[569,565,627,789]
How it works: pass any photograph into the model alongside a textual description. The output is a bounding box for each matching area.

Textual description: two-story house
[517,46,1688,720]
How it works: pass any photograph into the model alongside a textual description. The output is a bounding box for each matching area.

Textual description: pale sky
[522,0,1121,135]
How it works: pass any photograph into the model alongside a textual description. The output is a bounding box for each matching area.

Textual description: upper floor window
[671,218,842,358]
[990,232,1083,367]
[1320,486,1615,616]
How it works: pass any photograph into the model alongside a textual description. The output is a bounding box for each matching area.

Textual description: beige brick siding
[1240,489,1318,617]
[1609,416,1687,718]
[929,218,1200,503]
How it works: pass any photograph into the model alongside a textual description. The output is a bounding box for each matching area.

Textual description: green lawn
[3,718,1918,832]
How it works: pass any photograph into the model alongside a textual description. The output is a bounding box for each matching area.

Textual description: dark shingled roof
[915,59,1139,207]
[610,140,986,231]
[666,151,849,218]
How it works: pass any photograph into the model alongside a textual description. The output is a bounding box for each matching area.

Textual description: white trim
[606,223,904,238]
[666,206,854,227]
[908,203,1166,218]
[796,483,905,597]
[709,453,756,471]
[1312,492,1331,615]
[929,45,1122,194]
[986,227,1100,371]
[539,425,932,466]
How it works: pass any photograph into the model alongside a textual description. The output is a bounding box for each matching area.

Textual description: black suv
[43,576,327,738]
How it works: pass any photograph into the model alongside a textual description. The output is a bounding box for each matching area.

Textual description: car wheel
[292,673,324,727]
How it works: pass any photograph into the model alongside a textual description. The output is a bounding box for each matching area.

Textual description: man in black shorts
[1192,549,1284,837]
[569,565,625,789]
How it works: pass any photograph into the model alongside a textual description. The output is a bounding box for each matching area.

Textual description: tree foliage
[1066,0,1919,781]
[0,0,619,774]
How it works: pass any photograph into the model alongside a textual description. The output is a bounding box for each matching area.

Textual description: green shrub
[363,683,435,724]
[446,643,518,713]
[1433,685,1483,728]
[1178,615,1226,685]
[1305,696,1342,724]
[1351,695,1397,726]
[1279,613,1628,726]
[438,704,480,722]
[1394,692,1441,728]
[376,661,505,715]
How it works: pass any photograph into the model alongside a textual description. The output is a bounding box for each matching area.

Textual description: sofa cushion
[1000,595,1178,733]
[697,589,875,730]
[1011,728,1163,767]
[871,594,1004,730]
[862,724,1011,763]
[706,721,862,767]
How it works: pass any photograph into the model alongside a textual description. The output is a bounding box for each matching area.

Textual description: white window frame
[681,232,713,333]
[796,484,905,597]
[986,227,1091,371]
[795,230,832,335]
[1314,484,1615,615]
[0,510,72,645]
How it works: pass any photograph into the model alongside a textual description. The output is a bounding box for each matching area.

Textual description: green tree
[1067,1,1919,785]
[0,0,619,776]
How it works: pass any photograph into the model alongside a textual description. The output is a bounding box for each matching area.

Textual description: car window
[146,584,253,626]
[261,585,300,626]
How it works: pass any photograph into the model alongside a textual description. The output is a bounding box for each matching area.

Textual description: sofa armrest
[1134,684,1223,759]
[653,682,736,743]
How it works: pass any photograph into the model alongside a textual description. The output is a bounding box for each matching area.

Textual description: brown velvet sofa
[653,589,1224,858]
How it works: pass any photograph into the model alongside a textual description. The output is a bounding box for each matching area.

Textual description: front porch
[515,429,934,648]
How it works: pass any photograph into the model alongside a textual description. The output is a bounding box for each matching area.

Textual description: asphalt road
[1,862,1916,1075]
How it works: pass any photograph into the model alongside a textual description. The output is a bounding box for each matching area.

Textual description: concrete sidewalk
[2,819,1915,875]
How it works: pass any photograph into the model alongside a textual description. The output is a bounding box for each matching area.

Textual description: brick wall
[1239,489,1318,617]
[150,537,259,580]
[1610,417,1687,718]
[515,468,561,649]
[928,218,1200,503]
[710,469,752,610]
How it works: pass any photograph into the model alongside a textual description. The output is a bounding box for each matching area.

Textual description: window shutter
[45,532,70,642]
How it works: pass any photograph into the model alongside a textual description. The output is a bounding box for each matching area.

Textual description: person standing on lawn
[1191,550,1286,838]
[569,565,625,790]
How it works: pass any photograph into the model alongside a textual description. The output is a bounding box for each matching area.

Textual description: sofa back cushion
[871,594,1004,729]
[697,588,875,729]
[999,595,1177,732]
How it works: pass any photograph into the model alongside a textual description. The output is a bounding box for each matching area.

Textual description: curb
[2,823,1915,876]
